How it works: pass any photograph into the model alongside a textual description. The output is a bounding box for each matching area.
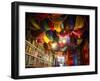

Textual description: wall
[0,0,99,81]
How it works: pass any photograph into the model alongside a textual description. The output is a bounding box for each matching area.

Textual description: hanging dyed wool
[31,18,40,30]
[68,16,76,30]
[54,21,62,33]
[74,16,85,30]
[43,34,51,43]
